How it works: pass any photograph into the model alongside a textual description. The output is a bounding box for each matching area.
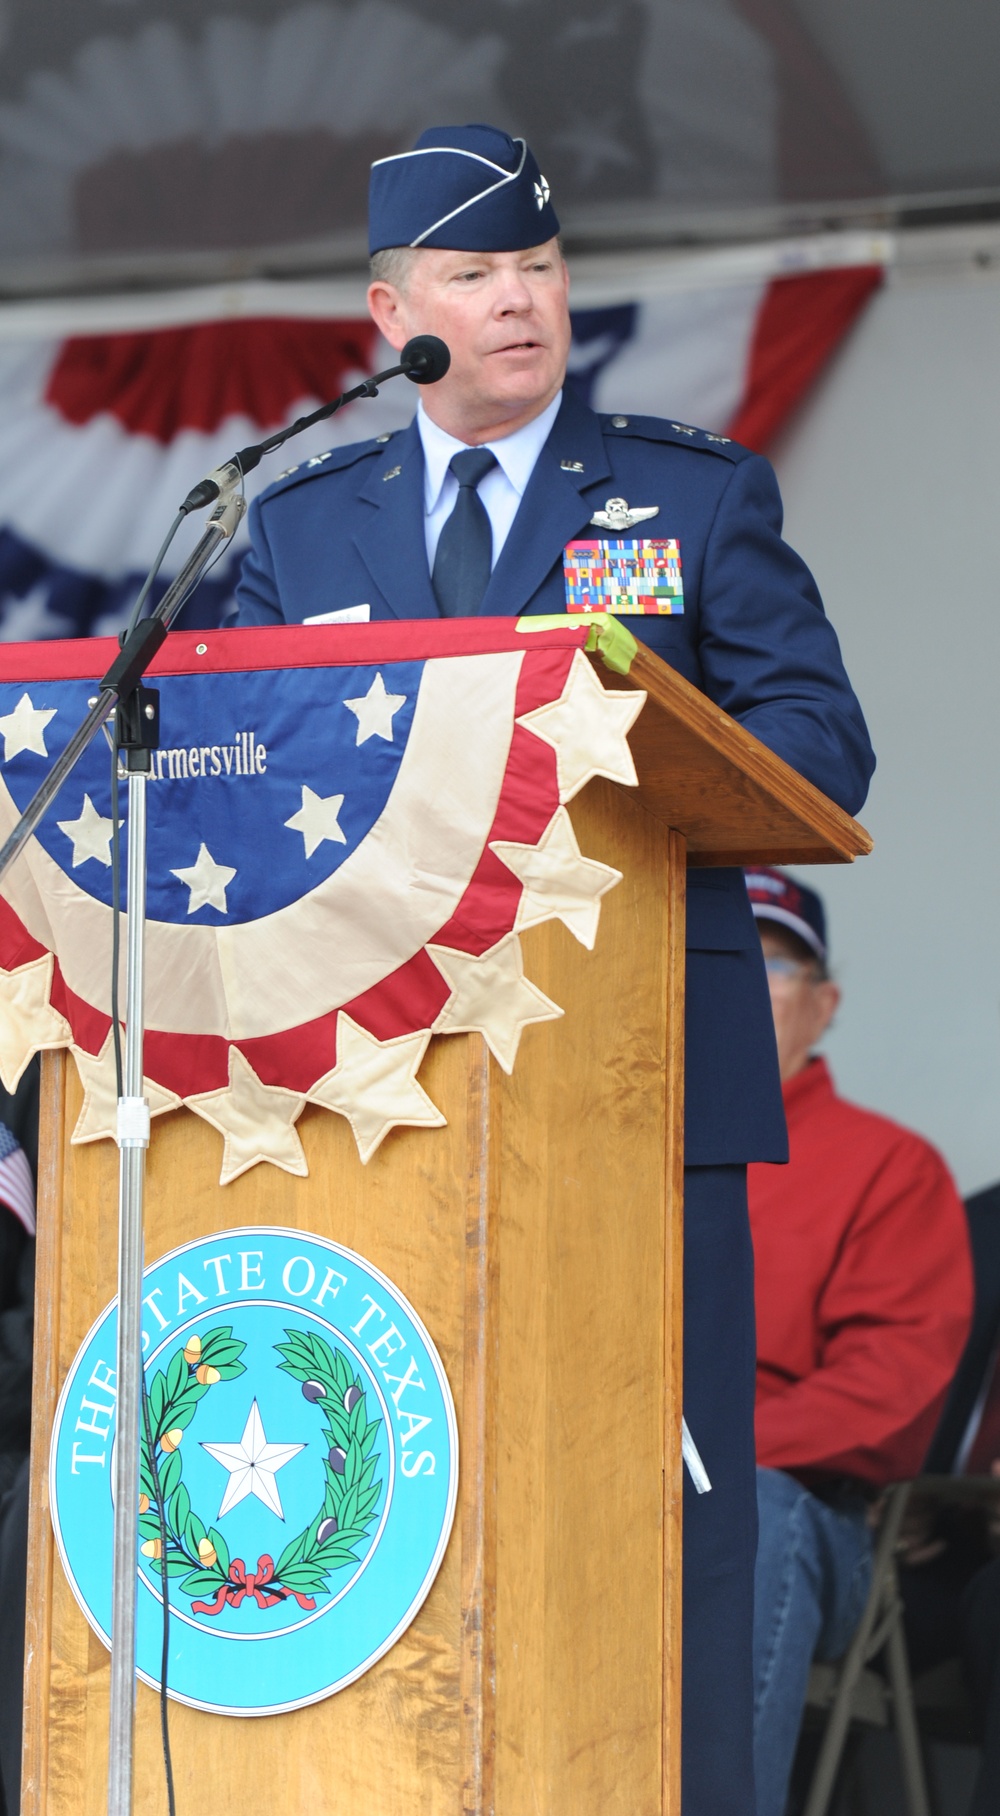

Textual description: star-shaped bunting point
[517,650,645,801]
[69,1033,182,1146]
[343,672,406,745]
[428,933,562,1074]
[285,786,347,858]
[171,842,237,915]
[491,806,622,950]
[0,691,56,762]
[57,793,115,869]
[201,1399,304,1520]
[308,1015,445,1164]
[185,1048,307,1185]
[0,955,71,1091]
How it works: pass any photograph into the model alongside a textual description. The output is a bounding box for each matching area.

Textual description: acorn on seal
[160,1428,184,1453]
[183,1335,202,1366]
[195,1364,221,1385]
[197,1537,218,1568]
[138,1493,150,1514]
[141,1538,163,1559]
[327,1445,347,1475]
[317,1517,338,1544]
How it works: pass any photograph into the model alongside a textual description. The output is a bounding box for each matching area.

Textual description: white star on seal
[491,806,622,950]
[284,786,347,859]
[57,794,115,868]
[171,843,237,914]
[201,1399,305,1521]
[0,691,56,761]
[343,672,406,746]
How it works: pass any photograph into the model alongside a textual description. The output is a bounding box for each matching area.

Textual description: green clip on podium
[22,637,869,1816]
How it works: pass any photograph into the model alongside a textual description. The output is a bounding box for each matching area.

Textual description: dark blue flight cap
[369,123,560,255]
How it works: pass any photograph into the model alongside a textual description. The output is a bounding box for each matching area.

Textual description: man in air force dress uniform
[236,123,875,1815]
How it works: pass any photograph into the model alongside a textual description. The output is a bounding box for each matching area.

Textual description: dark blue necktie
[431,447,498,617]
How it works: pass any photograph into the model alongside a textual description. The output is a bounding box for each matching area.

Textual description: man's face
[759,924,840,1083]
[367,239,572,441]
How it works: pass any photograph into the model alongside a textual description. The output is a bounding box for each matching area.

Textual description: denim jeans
[753,1465,873,1816]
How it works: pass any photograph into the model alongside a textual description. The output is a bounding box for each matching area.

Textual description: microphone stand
[0,335,449,1816]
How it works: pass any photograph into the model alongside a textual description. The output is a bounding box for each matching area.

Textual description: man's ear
[816,979,841,1039]
[367,283,407,352]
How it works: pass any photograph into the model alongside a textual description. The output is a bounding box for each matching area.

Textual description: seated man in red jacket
[745,868,973,1816]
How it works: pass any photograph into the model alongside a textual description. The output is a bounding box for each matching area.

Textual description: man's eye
[455,270,483,283]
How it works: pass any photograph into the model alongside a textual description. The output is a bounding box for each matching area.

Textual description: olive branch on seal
[137,1325,383,1612]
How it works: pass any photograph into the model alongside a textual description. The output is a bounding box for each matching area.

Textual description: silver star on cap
[534,175,551,208]
[590,497,660,532]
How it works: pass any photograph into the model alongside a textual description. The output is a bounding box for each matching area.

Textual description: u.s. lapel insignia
[382,465,402,482]
[590,497,659,532]
[560,459,585,473]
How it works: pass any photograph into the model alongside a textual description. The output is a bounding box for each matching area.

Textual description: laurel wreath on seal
[138,1325,384,1613]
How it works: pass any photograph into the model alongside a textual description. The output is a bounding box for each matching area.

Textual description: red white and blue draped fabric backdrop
[0,258,883,643]
[0,621,643,1179]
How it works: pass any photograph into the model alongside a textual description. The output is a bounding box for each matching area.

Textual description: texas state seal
[49,1227,458,1716]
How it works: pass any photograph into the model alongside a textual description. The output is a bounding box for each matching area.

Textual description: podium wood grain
[23,779,685,1816]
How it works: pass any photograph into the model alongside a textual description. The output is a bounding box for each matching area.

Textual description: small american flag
[0,1123,35,1235]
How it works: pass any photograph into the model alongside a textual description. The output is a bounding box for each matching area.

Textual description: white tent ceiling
[0,0,995,296]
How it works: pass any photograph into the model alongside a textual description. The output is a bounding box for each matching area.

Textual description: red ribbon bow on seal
[191,1555,316,1615]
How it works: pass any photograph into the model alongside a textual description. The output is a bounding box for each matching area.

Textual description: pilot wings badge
[590,498,659,532]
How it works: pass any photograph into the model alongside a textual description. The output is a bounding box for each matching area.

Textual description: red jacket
[749,1058,973,1486]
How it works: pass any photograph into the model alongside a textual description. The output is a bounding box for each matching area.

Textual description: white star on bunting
[171,843,236,914]
[491,806,622,950]
[343,672,406,745]
[308,1015,445,1164]
[517,649,645,801]
[284,785,346,858]
[0,691,56,762]
[0,955,71,1091]
[185,1047,307,1185]
[202,1399,304,1520]
[69,1033,181,1145]
[428,932,562,1074]
[57,794,115,868]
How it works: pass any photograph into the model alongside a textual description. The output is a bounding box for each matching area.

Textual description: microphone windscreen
[401,335,451,384]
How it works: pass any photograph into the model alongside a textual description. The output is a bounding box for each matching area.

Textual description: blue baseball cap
[744,867,828,965]
[368,123,560,255]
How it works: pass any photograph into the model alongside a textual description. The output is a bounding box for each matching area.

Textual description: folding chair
[801,1482,931,1816]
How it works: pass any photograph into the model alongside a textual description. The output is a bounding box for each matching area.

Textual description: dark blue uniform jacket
[235,387,875,1165]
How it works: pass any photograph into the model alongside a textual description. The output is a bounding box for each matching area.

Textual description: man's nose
[494,271,535,313]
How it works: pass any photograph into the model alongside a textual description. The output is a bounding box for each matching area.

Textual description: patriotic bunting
[0,620,643,1177]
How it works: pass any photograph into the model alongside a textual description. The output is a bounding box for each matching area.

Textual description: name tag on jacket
[302,603,371,624]
[563,539,684,617]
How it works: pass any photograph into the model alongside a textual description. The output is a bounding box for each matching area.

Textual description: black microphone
[400,335,450,384]
[179,335,452,514]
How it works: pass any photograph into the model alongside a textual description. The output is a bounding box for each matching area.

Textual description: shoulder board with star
[598,413,752,463]
[257,431,401,502]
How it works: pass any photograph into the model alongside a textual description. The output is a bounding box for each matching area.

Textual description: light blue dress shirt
[416,391,563,572]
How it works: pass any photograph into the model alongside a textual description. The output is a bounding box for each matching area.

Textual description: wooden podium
[22,640,869,1816]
